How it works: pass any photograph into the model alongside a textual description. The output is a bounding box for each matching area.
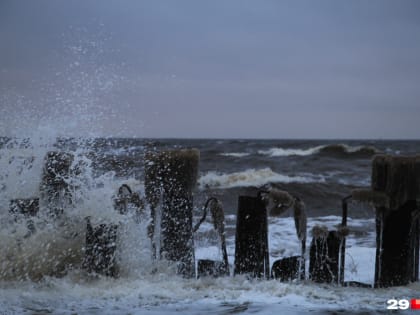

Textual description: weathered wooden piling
[10,198,39,235]
[144,149,199,277]
[349,156,420,287]
[10,198,39,217]
[40,151,74,218]
[83,218,119,277]
[369,155,420,287]
[234,195,269,278]
[339,195,351,285]
[197,259,229,277]
[309,227,341,283]
[271,256,304,281]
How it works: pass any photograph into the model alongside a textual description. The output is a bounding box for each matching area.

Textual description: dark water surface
[53,138,419,217]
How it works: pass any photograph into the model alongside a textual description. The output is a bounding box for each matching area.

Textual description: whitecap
[219,152,251,158]
[258,146,324,157]
[198,168,325,189]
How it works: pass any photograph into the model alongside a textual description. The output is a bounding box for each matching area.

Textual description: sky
[0,0,419,139]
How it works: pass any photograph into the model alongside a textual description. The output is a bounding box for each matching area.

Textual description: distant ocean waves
[197,167,369,189]
[196,169,368,217]
[198,168,326,189]
[219,144,380,158]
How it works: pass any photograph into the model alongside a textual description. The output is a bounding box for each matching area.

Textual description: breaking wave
[258,144,380,158]
[198,168,325,189]
[219,152,251,158]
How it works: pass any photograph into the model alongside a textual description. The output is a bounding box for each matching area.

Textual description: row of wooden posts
[7,149,420,287]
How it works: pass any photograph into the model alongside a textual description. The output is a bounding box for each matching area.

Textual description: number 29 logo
[387,299,420,310]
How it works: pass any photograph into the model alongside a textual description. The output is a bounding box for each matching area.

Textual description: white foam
[0,267,418,314]
[0,195,418,315]
[258,144,379,157]
[258,146,323,157]
[198,168,325,189]
[219,152,251,158]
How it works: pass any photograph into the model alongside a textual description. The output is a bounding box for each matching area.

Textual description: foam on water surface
[1,270,419,314]
[198,168,326,189]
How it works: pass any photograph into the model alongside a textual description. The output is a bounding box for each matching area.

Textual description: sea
[0,137,419,314]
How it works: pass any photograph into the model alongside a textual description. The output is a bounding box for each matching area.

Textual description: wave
[219,152,251,158]
[258,144,380,158]
[258,147,322,157]
[198,168,325,189]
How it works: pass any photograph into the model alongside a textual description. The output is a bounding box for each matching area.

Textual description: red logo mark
[411,299,420,310]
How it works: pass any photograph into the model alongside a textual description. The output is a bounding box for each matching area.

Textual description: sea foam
[198,168,326,189]
[258,144,379,157]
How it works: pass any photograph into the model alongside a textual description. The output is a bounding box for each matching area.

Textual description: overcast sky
[0,0,419,139]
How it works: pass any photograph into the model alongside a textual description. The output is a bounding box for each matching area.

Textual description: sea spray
[0,136,155,280]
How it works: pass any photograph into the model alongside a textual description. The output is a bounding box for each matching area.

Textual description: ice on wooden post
[234,195,269,279]
[9,198,39,217]
[309,226,341,283]
[266,190,307,282]
[114,184,145,221]
[9,198,39,235]
[271,255,304,281]
[39,151,74,219]
[195,198,230,278]
[346,156,420,287]
[144,149,199,277]
[83,218,119,277]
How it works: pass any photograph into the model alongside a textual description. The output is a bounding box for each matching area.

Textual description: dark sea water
[0,137,419,314]
[61,138,419,217]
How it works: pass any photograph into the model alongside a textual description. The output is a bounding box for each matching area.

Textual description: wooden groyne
[3,147,419,287]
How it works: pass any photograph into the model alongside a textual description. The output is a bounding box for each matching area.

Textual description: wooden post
[234,195,269,279]
[414,214,420,281]
[197,259,229,278]
[144,150,161,259]
[271,255,304,281]
[83,218,119,277]
[39,151,74,218]
[144,149,199,277]
[309,229,341,283]
[9,198,39,235]
[372,155,420,287]
[10,198,39,217]
[339,195,352,285]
